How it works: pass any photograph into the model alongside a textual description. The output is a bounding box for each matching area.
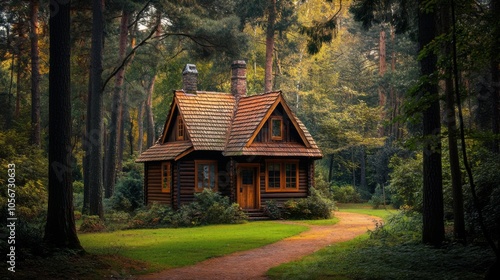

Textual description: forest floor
[137,211,380,280]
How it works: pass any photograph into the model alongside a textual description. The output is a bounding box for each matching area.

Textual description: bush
[171,189,247,227]
[79,216,106,232]
[110,169,144,212]
[369,210,422,244]
[369,185,388,209]
[283,188,336,220]
[331,185,362,203]
[128,203,173,229]
[387,154,422,211]
[263,200,283,220]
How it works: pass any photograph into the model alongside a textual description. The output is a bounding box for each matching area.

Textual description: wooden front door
[237,166,258,209]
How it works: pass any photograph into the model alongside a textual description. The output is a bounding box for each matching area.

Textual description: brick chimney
[231,60,247,100]
[182,64,198,92]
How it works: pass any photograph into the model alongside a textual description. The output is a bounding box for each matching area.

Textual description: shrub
[263,200,283,220]
[74,210,82,220]
[369,185,388,209]
[110,170,144,212]
[171,189,247,226]
[128,203,173,229]
[387,154,422,211]
[369,210,422,244]
[330,185,362,203]
[283,188,336,220]
[79,216,106,232]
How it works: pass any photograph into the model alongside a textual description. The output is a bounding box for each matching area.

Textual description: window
[177,116,185,140]
[267,163,281,189]
[270,117,283,140]
[161,162,172,193]
[265,160,299,191]
[195,160,217,192]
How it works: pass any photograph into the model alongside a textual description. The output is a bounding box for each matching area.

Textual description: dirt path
[139,211,380,280]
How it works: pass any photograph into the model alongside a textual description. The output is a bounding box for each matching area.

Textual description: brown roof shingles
[137,90,322,162]
[176,91,235,151]
[135,141,193,162]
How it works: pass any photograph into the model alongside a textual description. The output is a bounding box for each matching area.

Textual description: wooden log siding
[259,160,309,205]
[146,162,171,205]
[178,160,195,206]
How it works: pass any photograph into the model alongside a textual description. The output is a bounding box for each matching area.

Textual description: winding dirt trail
[139,211,380,280]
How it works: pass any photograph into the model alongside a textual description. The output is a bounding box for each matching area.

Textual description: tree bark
[491,0,500,154]
[138,101,145,153]
[30,0,41,147]
[104,9,129,198]
[264,0,276,93]
[44,0,82,249]
[145,76,156,148]
[87,0,105,218]
[378,28,387,137]
[418,0,444,247]
[441,4,466,242]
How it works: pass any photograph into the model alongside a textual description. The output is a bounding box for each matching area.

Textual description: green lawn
[268,204,495,280]
[79,221,308,273]
[337,202,395,220]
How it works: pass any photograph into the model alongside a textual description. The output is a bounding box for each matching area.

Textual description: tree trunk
[44,0,82,249]
[264,0,276,93]
[441,5,466,242]
[418,1,444,247]
[360,146,367,196]
[378,28,387,137]
[491,0,500,154]
[146,76,156,148]
[30,0,41,147]
[104,9,129,198]
[138,101,145,153]
[87,0,105,218]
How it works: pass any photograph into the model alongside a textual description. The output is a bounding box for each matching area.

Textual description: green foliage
[110,169,144,212]
[128,203,174,229]
[282,188,336,220]
[73,180,84,194]
[263,200,283,220]
[80,216,106,233]
[171,189,247,227]
[387,154,423,211]
[330,185,362,203]
[368,184,388,209]
[369,210,422,244]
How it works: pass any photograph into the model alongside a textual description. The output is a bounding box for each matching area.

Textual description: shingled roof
[136,61,322,163]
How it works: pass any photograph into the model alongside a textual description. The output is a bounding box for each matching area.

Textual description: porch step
[244,209,269,220]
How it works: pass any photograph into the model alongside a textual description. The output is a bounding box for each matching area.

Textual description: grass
[267,234,495,280]
[336,202,395,220]
[79,221,308,273]
[268,203,495,280]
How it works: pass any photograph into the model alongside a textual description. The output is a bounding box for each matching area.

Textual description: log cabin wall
[259,159,309,206]
[145,161,172,205]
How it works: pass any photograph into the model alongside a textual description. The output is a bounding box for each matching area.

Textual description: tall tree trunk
[104,9,129,198]
[378,28,387,137]
[441,4,466,242]
[87,0,105,218]
[137,101,145,153]
[418,0,444,247]
[30,0,41,147]
[146,76,156,148]
[44,0,82,249]
[491,0,500,154]
[15,58,21,118]
[328,153,334,183]
[264,0,276,93]
[360,146,367,196]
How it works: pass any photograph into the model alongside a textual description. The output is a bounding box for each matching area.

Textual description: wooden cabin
[136,61,323,211]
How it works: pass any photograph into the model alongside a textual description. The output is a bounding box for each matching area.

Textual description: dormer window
[270,116,283,140]
[177,116,185,140]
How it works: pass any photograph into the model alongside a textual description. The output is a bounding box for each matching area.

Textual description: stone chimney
[231,60,247,100]
[182,64,198,92]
